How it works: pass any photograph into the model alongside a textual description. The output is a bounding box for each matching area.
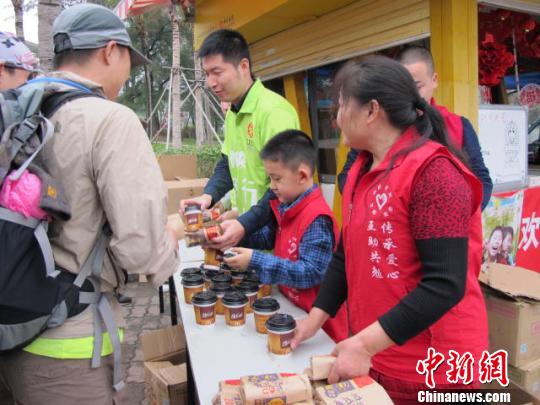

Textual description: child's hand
[223,247,253,270]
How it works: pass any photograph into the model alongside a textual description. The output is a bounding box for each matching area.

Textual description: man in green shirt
[181,29,299,247]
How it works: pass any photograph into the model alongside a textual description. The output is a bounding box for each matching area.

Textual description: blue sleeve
[249,215,335,289]
[237,189,276,234]
[337,149,359,194]
[461,118,493,211]
[240,219,277,250]
[203,154,233,205]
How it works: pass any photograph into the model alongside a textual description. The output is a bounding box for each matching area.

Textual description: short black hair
[260,129,316,173]
[198,29,251,69]
[53,48,98,69]
[396,45,435,74]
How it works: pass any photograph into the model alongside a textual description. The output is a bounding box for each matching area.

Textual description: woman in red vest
[291,56,488,404]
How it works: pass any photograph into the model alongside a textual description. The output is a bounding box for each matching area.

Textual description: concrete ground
[122,280,173,405]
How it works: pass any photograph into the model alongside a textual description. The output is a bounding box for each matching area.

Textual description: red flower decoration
[479,33,515,86]
[521,18,536,33]
[495,9,511,21]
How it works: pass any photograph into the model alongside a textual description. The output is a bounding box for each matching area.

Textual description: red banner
[515,186,540,272]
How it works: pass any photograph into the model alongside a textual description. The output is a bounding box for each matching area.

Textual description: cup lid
[181,267,202,278]
[252,297,280,313]
[203,269,221,280]
[222,290,248,306]
[242,272,260,284]
[210,282,233,294]
[185,203,201,212]
[211,273,232,284]
[230,270,245,278]
[181,273,204,286]
[220,263,232,272]
[265,313,296,332]
[192,290,217,305]
[236,281,259,294]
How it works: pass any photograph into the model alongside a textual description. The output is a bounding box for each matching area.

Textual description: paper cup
[222,291,248,328]
[210,282,232,315]
[266,313,296,355]
[192,290,217,326]
[260,284,273,297]
[201,266,220,289]
[252,298,280,334]
[236,281,259,314]
[181,274,204,304]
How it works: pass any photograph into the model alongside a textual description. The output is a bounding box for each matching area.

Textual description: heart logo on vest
[375,193,388,210]
[287,237,298,257]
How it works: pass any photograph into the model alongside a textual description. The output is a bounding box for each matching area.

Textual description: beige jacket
[39,72,178,338]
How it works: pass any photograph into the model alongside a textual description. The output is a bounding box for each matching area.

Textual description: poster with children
[482,190,524,266]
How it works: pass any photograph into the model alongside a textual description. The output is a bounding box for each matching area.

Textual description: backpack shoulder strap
[42,91,103,118]
[39,86,122,390]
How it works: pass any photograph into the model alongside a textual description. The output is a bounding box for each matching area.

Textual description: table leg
[187,350,198,404]
[168,276,178,326]
[158,285,164,314]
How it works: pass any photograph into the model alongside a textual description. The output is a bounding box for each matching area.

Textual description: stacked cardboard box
[157,154,208,214]
[481,263,540,399]
[142,325,188,405]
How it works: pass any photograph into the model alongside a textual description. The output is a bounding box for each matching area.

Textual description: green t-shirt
[222,80,300,214]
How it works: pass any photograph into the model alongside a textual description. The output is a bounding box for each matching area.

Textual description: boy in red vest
[225,129,348,342]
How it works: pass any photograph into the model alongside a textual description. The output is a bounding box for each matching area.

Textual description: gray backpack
[0,78,124,391]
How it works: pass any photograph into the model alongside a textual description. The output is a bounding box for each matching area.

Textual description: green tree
[37,0,61,72]
[118,7,194,141]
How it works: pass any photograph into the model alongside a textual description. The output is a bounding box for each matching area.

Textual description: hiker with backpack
[0,5,180,404]
[0,32,39,91]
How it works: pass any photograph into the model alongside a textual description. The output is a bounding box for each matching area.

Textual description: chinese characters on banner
[515,187,540,270]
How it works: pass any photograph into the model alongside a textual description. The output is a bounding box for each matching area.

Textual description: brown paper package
[306,355,336,381]
[240,374,312,404]
[213,381,242,405]
[315,376,394,404]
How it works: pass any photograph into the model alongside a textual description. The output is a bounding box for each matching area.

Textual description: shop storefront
[475,1,540,274]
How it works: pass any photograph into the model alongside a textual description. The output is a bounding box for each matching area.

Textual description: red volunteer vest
[270,187,348,342]
[342,127,488,384]
[431,99,464,148]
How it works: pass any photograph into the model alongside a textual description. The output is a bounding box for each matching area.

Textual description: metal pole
[166,69,173,150]
[512,28,521,97]
[181,71,223,146]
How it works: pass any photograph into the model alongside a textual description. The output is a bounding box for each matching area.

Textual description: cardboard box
[509,358,540,399]
[145,361,188,405]
[142,324,187,363]
[142,325,188,405]
[157,154,197,180]
[165,178,208,214]
[480,263,540,367]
